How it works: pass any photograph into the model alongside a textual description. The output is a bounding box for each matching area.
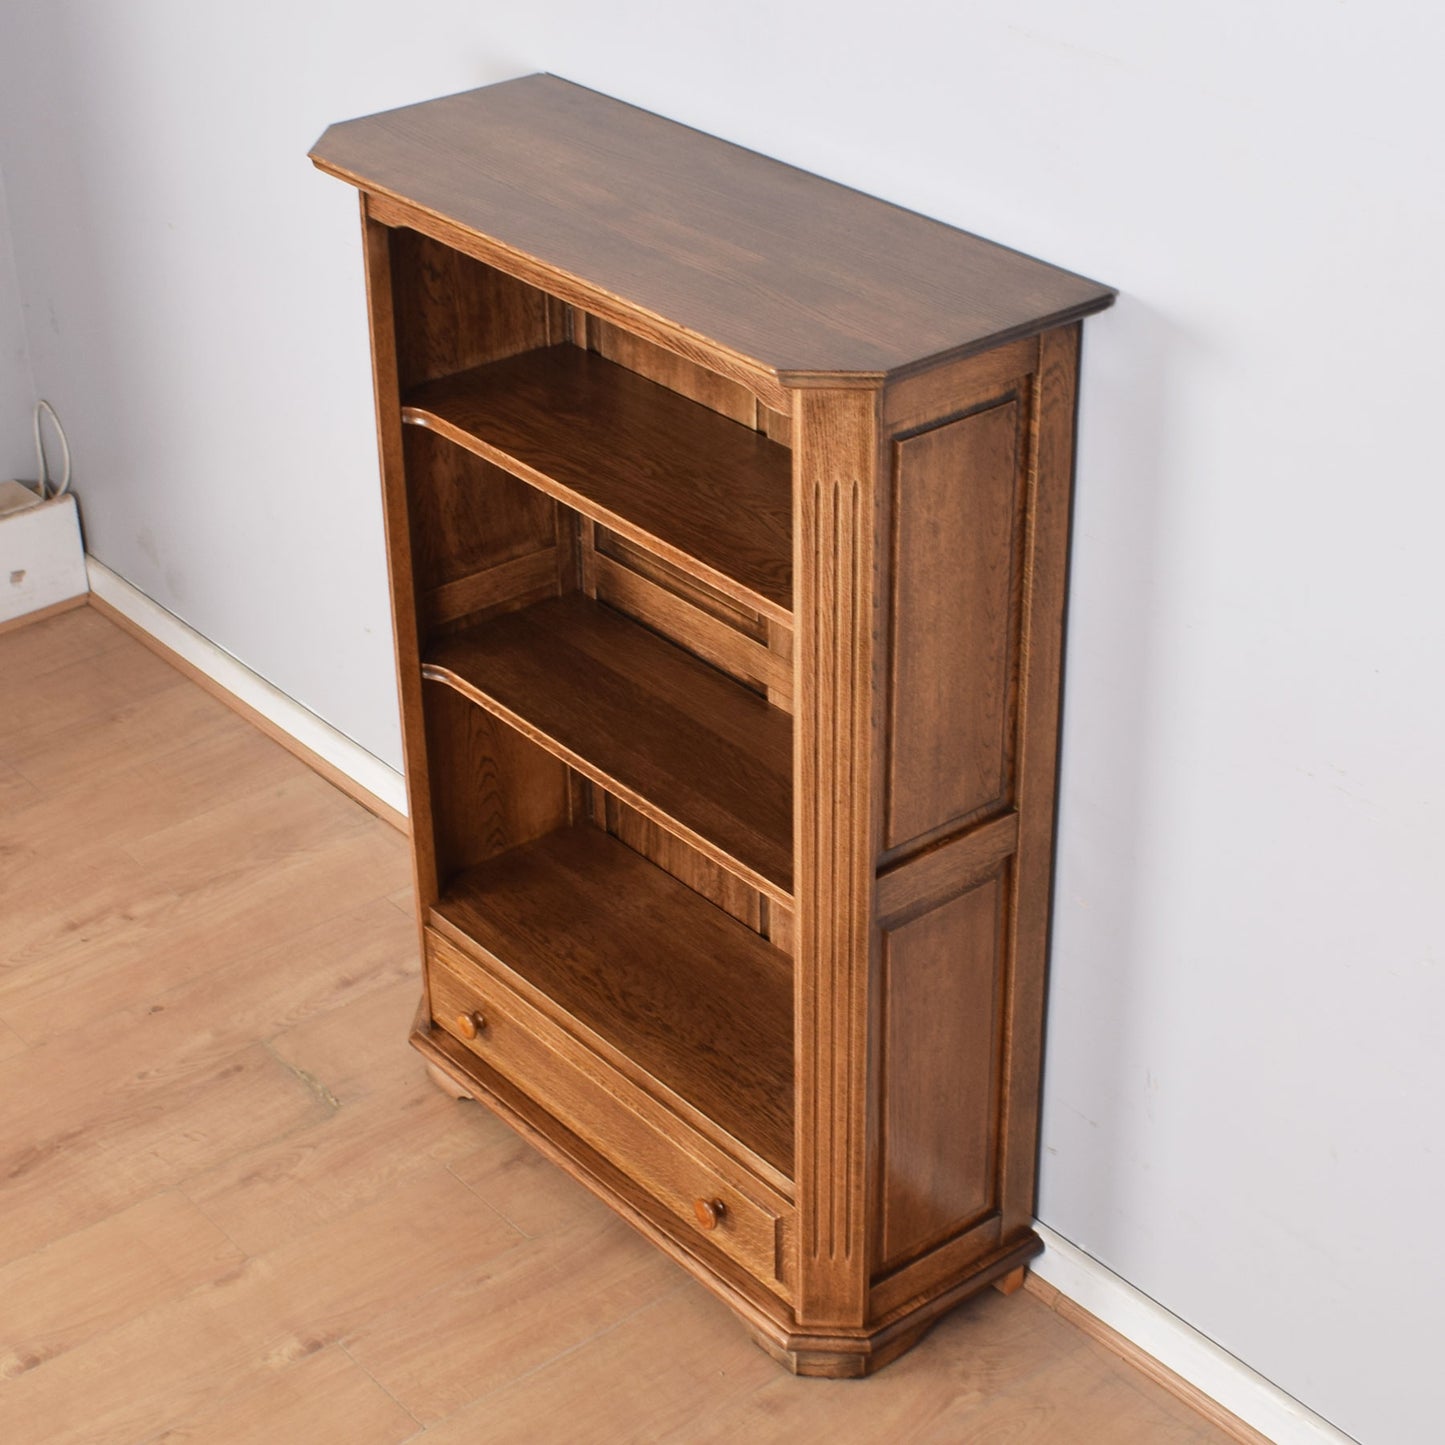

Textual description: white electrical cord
[33,400,71,500]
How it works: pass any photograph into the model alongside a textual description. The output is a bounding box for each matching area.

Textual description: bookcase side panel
[999,323,1082,1237]
[867,328,1082,1304]
[360,203,438,933]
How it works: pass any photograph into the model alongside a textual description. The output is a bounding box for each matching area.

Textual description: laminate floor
[0,607,1246,1444]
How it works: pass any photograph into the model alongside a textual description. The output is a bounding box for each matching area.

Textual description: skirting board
[1030,1226,1357,1445]
[85,557,409,829]
[79,556,1345,1444]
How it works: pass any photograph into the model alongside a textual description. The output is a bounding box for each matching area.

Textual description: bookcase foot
[746,1318,939,1379]
[993,1265,1028,1296]
[426,1061,474,1101]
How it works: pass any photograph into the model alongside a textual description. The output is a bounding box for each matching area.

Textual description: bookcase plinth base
[746,1234,1045,1378]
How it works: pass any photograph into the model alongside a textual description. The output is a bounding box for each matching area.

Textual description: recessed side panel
[885,400,1025,850]
[877,869,1007,1273]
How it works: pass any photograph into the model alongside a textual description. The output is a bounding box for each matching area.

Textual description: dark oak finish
[886,398,1025,848]
[879,873,1007,1270]
[792,385,881,1330]
[315,76,1111,1378]
[424,593,793,900]
[404,346,793,620]
[432,824,794,1177]
[313,74,1113,378]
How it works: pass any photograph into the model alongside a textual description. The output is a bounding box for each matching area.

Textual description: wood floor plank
[408,1278,774,1443]
[146,1345,418,1445]
[0,757,40,814]
[0,731,301,881]
[342,1212,680,1428]
[0,840,174,955]
[0,1167,519,1445]
[0,1018,26,1061]
[0,822,407,1033]
[0,604,127,693]
[182,1050,486,1257]
[0,1192,243,1382]
[448,1117,613,1240]
[120,767,380,891]
[2,680,244,796]
[0,1041,333,1268]
[673,1286,1086,1444]
[267,977,424,1107]
[1,894,412,1059]
[27,895,410,1050]
[0,626,187,738]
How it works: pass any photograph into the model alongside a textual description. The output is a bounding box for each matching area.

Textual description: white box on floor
[0,492,87,625]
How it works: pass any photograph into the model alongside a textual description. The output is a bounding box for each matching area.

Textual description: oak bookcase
[311,74,1114,1376]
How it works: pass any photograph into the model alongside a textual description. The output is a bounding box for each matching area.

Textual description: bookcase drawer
[426,929,793,1298]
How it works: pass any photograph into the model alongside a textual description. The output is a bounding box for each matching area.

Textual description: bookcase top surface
[312,74,1114,379]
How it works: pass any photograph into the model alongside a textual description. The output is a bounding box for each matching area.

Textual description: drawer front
[426,930,792,1296]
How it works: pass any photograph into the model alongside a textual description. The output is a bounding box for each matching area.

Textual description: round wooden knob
[693,1197,726,1231]
[456,1010,485,1040]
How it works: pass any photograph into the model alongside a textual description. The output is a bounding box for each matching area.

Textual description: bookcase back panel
[583,524,793,712]
[602,793,764,932]
[587,318,759,426]
[390,230,561,388]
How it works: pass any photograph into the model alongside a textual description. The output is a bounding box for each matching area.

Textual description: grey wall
[2,5,1441,1440]
[0,162,35,479]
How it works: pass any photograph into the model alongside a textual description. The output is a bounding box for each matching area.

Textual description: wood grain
[404,345,792,621]
[402,425,557,602]
[428,941,791,1288]
[389,226,557,388]
[886,398,1024,848]
[431,824,794,1177]
[878,875,1006,1269]
[361,207,442,944]
[421,680,570,882]
[792,386,881,1327]
[424,593,792,899]
[85,592,407,833]
[311,75,1115,377]
[603,796,765,934]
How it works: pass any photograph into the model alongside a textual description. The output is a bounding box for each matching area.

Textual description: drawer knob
[456,1010,486,1040]
[693,1197,726,1231]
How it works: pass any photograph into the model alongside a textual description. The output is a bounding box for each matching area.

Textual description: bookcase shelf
[423,592,793,900]
[403,344,793,621]
[313,72,1113,1376]
[432,823,794,1178]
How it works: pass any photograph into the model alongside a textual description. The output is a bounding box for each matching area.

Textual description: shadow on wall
[1039,290,1189,1265]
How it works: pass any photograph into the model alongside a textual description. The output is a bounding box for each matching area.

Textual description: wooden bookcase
[311,75,1114,1376]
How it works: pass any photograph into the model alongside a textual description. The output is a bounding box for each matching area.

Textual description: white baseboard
[85,558,408,819]
[1032,1225,1356,1445]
